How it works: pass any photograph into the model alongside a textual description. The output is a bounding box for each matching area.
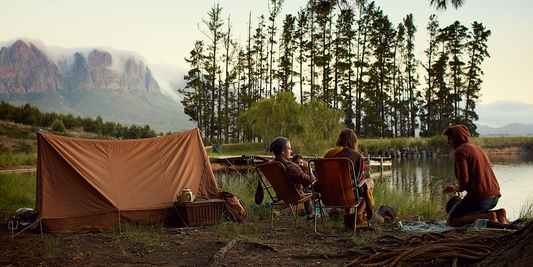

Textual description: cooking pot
[181,188,195,203]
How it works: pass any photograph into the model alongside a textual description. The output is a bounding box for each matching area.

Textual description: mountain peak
[0,40,161,95]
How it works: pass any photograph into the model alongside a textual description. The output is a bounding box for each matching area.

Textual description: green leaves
[239,91,344,155]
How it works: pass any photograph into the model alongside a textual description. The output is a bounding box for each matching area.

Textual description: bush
[15,141,34,154]
[51,119,66,132]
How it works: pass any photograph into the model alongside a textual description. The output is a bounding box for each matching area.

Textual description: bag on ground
[221,191,248,222]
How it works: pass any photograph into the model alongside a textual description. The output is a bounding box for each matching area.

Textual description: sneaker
[306,215,315,222]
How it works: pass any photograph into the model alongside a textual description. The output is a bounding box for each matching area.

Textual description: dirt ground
[0,215,523,267]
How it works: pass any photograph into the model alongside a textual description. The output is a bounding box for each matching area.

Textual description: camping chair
[256,161,313,230]
[309,157,367,236]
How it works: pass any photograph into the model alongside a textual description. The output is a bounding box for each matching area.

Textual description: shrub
[15,141,34,154]
[51,119,66,132]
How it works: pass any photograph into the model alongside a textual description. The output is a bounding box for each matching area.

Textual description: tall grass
[0,152,37,168]
[519,196,533,221]
[373,181,449,221]
[0,172,36,220]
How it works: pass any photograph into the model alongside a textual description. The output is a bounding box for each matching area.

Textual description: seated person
[442,125,510,227]
[269,137,316,221]
[324,128,374,227]
[291,154,314,179]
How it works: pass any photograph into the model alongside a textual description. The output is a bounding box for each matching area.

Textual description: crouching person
[442,125,510,227]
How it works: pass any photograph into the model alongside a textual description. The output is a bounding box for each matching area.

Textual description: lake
[373,154,533,221]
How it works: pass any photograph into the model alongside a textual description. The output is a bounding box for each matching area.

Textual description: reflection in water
[376,157,456,194]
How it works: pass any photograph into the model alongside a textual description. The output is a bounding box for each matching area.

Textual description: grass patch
[373,180,449,221]
[0,152,37,168]
[207,142,267,156]
[0,172,36,220]
[519,196,533,222]
[122,220,164,253]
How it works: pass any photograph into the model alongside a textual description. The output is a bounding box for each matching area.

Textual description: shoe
[307,215,315,222]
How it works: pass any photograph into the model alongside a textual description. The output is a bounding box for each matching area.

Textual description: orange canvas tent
[32,128,220,233]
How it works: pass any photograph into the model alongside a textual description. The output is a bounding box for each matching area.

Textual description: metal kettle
[181,188,194,203]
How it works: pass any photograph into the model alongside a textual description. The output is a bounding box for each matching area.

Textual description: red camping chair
[255,161,313,230]
[309,157,366,236]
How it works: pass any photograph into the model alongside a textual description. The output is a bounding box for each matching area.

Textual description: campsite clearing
[1,218,525,266]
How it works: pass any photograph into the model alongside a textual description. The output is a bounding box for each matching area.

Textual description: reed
[372,181,449,221]
[518,196,533,221]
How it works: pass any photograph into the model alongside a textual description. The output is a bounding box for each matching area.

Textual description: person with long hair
[324,128,374,228]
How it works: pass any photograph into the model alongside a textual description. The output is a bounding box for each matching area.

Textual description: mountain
[0,40,194,132]
[476,123,533,137]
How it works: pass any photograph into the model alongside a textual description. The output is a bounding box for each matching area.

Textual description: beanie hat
[269,137,288,156]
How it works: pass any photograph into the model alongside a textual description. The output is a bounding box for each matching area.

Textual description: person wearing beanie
[269,137,316,221]
[442,125,510,227]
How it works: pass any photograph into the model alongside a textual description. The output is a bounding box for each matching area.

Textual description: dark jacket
[450,125,500,199]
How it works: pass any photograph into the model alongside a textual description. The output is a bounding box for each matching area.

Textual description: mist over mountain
[476,123,533,137]
[0,40,194,132]
[475,100,533,136]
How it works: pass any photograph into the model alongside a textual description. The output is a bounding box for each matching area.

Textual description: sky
[1,0,532,128]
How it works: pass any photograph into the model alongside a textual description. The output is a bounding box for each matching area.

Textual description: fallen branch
[240,241,279,252]
[210,235,244,266]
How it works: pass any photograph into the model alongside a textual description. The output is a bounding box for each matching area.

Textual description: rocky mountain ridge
[0,40,193,132]
[0,40,160,96]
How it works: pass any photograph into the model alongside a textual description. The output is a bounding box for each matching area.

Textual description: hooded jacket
[449,125,501,199]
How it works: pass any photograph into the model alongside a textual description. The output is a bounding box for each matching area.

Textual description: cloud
[148,63,187,102]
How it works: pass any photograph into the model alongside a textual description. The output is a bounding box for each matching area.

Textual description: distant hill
[476,123,533,137]
[0,40,194,132]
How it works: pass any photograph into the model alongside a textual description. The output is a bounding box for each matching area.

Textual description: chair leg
[270,203,300,231]
[351,206,357,236]
[270,206,275,230]
[288,204,299,229]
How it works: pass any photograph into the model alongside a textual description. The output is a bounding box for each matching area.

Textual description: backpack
[221,191,248,222]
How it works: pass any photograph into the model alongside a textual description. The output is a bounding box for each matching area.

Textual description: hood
[450,125,471,149]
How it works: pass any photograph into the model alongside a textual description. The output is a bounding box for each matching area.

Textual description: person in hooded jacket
[442,125,510,227]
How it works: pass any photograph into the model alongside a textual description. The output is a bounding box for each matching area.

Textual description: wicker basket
[172,199,226,227]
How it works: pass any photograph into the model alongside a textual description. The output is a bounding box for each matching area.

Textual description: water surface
[373,154,533,220]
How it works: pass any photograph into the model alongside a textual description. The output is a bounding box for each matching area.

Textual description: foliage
[238,92,344,155]
[0,101,156,140]
[238,92,300,151]
[15,141,35,154]
[51,119,66,132]
[179,3,491,143]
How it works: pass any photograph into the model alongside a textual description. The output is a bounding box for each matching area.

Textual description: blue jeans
[448,196,499,222]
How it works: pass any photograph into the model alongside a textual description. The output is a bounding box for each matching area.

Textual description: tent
[32,128,220,233]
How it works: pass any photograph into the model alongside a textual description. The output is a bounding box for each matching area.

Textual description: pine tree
[463,21,491,135]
